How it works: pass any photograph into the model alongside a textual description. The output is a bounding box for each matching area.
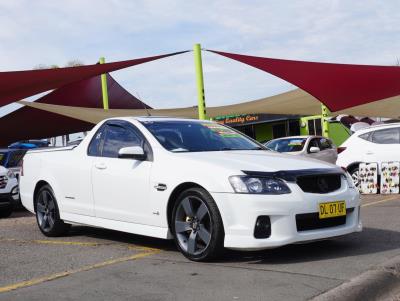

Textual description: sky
[1,0,400,116]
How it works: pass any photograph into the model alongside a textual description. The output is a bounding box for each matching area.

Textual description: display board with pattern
[380,162,400,194]
[359,162,378,194]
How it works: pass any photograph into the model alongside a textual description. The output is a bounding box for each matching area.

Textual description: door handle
[366,151,374,155]
[95,162,107,170]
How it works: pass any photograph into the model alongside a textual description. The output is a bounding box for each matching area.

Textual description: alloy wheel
[36,190,56,232]
[174,196,212,256]
[351,169,360,191]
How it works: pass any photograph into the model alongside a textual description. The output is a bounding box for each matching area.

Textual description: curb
[311,255,400,301]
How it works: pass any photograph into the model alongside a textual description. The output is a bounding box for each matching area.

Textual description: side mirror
[118,146,146,160]
[309,146,320,153]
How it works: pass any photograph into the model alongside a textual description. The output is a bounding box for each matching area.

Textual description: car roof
[354,122,400,135]
[268,135,324,141]
[104,116,215,123]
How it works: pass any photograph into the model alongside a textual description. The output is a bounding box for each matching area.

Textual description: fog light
[11,186,19,200]
[254,216,271,239]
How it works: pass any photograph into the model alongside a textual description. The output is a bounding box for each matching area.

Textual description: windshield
[265,138,306,152]
[0,152,6,166]
[141,120,266,152]
[0,150,26,168]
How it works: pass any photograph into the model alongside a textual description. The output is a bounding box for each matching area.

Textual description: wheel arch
[33,180,51,212]
[346,162,361,173]
[166,182,206,230]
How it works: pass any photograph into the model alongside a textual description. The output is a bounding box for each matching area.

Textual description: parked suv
[0,149,26,180]
[337,123,400,188]
[0,166,19,217]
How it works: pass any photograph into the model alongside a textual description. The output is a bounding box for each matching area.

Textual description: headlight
[6,170,15,179]
[229,176,291,194]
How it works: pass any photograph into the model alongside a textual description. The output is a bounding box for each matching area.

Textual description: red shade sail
[0,50,187,107]
[208,50,400,111]
[0,74,151,146]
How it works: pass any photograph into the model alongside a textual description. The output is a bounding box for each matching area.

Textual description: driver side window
[102,125,142,158]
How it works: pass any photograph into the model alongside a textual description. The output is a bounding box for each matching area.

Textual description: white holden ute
[20,117,362,261]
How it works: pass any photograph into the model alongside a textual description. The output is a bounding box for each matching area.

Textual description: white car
[0,166,19,218]
[337,123,400,188]
[20,117,361,261]
[264,136,338,164]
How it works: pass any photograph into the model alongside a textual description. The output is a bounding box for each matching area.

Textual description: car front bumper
[0,186,20,209]
[211,180,361,250]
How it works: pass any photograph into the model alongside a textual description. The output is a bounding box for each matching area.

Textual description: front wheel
[172,187,224,262]
[35,185,70,237]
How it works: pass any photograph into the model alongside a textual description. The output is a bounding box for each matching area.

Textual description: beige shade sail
[18,89,400,124]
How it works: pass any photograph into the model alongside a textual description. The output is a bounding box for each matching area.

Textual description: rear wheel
[35,185,70,237]
[172,187,224,261]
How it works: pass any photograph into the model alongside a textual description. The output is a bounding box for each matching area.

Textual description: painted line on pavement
[362,195,399,208]
[0,249,160,294]
[0,238,160,251]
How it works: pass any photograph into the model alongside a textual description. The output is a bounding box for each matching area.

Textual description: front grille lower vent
[296,208,354,231]
[0,176,7,189]
[296,174,341,194]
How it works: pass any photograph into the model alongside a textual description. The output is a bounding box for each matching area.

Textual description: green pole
[321,103,330,138]
[99,57,109,110]
[193,44,207,120]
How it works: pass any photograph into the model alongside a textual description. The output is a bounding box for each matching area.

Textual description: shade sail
[208,50,400,112]
[0,74,151,146]
[0,51,187,107]
[18,88,400,125]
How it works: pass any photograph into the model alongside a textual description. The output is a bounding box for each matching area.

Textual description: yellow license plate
[319,201,346,219]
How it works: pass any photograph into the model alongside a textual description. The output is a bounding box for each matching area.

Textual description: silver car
[264,136,338,164]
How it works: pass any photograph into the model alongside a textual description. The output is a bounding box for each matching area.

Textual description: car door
[91,121,153,224]
[363,127,400,169]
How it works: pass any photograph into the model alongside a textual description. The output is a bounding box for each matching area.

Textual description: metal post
[99,57,109,110]
[321,103,330,138]
[193,44,207,120]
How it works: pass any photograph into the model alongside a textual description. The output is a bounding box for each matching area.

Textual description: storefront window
[308,119,322,136]
[272,123,286,138]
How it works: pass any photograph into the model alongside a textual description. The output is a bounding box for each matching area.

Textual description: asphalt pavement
[0,194,399,301]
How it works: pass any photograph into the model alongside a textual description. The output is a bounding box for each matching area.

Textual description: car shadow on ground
[7,210,400,264]
[68,225,177,251]
[216,227,400,264]
[67,225,400,264]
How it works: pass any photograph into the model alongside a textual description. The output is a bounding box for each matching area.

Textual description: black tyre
[171,187,224,261]
[0,206,13,218]
[35,185,70,237]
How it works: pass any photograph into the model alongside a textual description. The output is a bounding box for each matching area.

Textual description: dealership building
[215,113,351,146]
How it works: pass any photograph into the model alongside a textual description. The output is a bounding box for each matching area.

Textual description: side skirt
[61,212,173,240]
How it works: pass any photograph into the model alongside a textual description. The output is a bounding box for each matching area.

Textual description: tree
[33,59,84,70]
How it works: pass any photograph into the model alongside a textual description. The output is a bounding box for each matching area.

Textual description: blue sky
[1,0,400,115]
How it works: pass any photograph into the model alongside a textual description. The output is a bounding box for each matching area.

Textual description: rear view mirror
[118,146,146,160]
[309,146,320,153]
